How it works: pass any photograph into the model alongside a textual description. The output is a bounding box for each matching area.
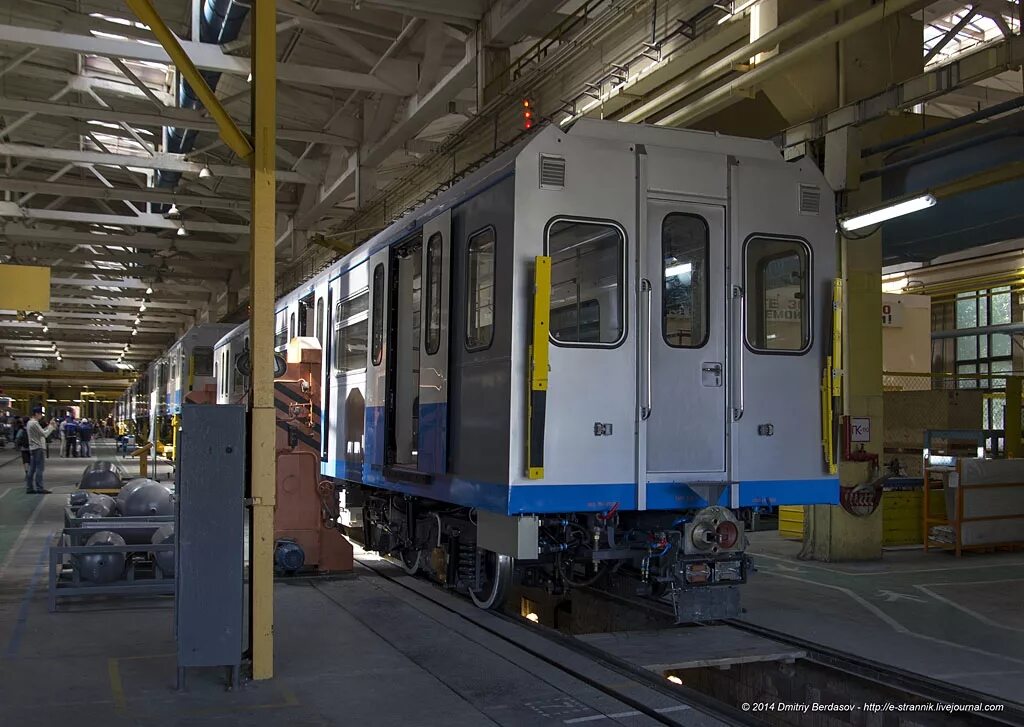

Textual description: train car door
[418,210,451,475]
[643,200,728,478]
[365,249,390,470]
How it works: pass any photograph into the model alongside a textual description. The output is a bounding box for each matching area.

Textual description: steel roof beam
[1,224,247,255]
[0,142,313,184]
[0,205,249,235]
[0,24,413,94]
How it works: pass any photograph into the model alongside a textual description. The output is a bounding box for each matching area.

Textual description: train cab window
[425,233,443,355]
[334,291,370,373]
[371,264,385,365]
[546,218,625,346]
[316,297,325,345]
[745,236,811,353]
[663,214,709,348]
[193,347,213,377]
[466,227,495,351]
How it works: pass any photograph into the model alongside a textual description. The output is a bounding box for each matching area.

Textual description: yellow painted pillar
[249,0,277,682]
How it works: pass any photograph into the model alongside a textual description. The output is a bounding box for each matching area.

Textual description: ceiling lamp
[139,302,147,312]
[134,316,141,325]
[165,204,180,219]
[36,314,43,322]
[198,165,213,179]
[42,325,48,332]
[132,328,138,336]
[839,194,937,233]
[177,222,188,237]
[145,286,153,295]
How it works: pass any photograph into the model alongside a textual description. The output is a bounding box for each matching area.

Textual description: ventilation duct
[154,0,249,195]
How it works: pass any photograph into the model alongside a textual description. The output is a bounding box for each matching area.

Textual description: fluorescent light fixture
[198,165,213,179]
[839,194,936,232]
[717,0,757,23]
[664,262,692,278]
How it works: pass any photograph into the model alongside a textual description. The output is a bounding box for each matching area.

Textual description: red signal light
[522,98,535,130]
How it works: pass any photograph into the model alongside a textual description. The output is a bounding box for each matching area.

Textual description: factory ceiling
[0,0,1020,374]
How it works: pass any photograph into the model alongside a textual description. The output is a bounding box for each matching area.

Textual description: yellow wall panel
[0,265,50,311]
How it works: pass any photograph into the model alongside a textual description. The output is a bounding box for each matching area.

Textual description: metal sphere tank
[79,461,124,490]
[76,531,126,583]
[122,482,175,518]
[150,525,175,576]
[77,494,116,518]
[116,478,156,515]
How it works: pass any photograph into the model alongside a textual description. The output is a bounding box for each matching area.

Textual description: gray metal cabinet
[175,404,246,688]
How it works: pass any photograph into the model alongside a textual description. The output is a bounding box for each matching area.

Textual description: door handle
[641,278,652,421]
[732,285,744,420]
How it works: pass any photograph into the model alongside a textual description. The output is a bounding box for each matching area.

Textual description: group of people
[12,410,99,494]
[59,416,95,458]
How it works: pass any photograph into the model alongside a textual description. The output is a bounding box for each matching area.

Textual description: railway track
[346,555,759,727]
[580,586,1024,726]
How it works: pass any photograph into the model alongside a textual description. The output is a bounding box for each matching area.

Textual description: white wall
[882,293,931,375]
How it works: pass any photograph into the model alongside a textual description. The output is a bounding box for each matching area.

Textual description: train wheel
[468,550,512,610]
[400,548,421,575]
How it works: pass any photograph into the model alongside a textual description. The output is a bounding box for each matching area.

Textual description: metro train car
[214,119,840,621]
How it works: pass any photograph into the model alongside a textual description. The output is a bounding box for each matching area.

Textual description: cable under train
[126,119,841,621]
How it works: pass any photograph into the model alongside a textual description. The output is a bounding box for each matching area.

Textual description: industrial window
[746,237,811,353]
[425,233,443,355]
[662,213,709,348]
[546,218,625,346]
[371,264,385,366]
[316,297,325,345]
[193,347,213,377]
[334,291,370,373]
[954,287,1013,428]
[466,227,496,351]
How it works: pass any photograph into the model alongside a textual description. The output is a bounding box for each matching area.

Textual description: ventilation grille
[798,184,821,215]
[539,154,566,190]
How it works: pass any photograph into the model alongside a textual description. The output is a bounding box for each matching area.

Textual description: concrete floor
[744,530,1024,703]
[0,442,713,727]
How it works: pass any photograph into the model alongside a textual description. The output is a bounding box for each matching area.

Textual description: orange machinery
[273,337,353,573]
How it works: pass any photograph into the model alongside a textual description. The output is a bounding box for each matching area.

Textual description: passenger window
[546,218,625,346]
[193,347,214,377]
[663,214,709,348]
[289,312,296,341]
[274,317,287,349]
[334,291,370,373]
[745,237,811,352]
[466,228,495,351]
[371,264,385,365]
[316,297,325,345]
[425,233,443,355]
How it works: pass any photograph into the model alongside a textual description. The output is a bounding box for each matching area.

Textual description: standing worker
[25,407,55,494]
[64,417,79,458]
[58,416,67,457]
[14,417,30,474]
[79,418,94,458]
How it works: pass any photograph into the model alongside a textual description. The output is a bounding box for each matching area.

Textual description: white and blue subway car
[217,119,839,620]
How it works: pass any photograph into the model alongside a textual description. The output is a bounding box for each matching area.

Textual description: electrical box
[175,404,246,688]
[477,510,539,560]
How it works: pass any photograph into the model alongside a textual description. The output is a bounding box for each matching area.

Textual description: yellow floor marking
[108,658,127,715]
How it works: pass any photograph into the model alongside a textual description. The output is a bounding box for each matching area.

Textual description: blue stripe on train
[321,455,839,515]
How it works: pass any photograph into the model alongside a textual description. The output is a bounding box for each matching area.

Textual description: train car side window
[745,236,811,353]
[466,227,496,351]
[546,218,625,346]
[334,291,370,373]
[662,213,709,348]
[289,312,296,341]
[274,316,287,348]
[425,232,443,355]
[316,297,325,345]
[371,264,385,365]
[193,347,214,377]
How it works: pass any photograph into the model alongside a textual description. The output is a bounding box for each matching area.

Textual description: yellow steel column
[249,0,277,682]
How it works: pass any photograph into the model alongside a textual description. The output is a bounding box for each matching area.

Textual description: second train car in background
[214,119,840,621]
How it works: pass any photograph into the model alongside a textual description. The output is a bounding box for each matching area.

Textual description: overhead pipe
[150,0,251,192]
[862,95,1024,158]
[618,0,865,124]
[654,0,926,128]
